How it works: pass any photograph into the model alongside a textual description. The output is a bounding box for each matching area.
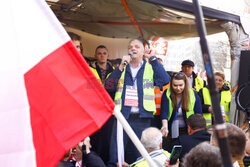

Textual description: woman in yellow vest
[160,72,202,150]
[198,71,231,126]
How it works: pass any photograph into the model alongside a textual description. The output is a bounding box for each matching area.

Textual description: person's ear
[181,66,184,71]
[188,125,192,135]
[160,141,162,149]
[210,135,218,146]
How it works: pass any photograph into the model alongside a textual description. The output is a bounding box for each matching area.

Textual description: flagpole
[113,106,157,167]
[192,0,232,166]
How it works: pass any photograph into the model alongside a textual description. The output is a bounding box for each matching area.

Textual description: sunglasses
[172,72,185,77]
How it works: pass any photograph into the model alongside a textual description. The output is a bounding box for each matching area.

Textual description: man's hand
[83,136,91,154]
[165,159,179,167]
[144,48,156,60]
[119,55,131,71]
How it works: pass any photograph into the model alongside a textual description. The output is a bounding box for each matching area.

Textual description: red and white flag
[0,0,114,166]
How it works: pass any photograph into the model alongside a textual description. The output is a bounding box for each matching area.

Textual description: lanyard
[132,76,137,85]
[129,64,140,85]
[174,98,182,120]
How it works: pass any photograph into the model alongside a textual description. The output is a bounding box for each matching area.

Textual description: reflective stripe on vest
[166,88,196,120]
[132,150,170,167]
[90,67,101,83]
[202,87,231,124]
[154,86,162,115]
[202,88,212,126]
[195,77,204,92]
[220,90,231,121]
[114,62,156,114]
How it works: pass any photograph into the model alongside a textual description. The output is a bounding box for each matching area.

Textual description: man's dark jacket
[169,130,211,161]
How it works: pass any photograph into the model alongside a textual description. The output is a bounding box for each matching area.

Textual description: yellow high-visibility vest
[90,67,113,84]
[195,77,204,92]
[131,150,170,167]
[202,87,231,126]
[165,88,196,120]
[114,63,156,114]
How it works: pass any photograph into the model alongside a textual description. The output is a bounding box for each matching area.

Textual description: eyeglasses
[172,72,185,78]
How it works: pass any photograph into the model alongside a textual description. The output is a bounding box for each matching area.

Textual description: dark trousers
[151,115,162,129]
[91,116,115,165]
[107,113,152,167]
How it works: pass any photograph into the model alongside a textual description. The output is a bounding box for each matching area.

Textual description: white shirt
[130,62,143,113]
[177,108,185,128]
[188,75,193,88]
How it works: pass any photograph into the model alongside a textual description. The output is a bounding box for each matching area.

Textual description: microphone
[123,52,133,65]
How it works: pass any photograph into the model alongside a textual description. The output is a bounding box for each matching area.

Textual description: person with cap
[181,60,206,92]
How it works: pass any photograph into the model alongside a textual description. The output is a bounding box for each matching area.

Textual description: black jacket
[191,71,206,89]
[168,130,211,161]
[83,152,106,167]
[180,71,206,89]
[89,60,114,81]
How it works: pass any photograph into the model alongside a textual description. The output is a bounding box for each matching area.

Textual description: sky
[161,32,231,80]
[184,0,250,16]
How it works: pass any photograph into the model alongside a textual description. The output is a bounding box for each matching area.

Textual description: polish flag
[0,0,114,167]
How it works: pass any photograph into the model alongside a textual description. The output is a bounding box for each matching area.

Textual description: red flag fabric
[0,0,114,167]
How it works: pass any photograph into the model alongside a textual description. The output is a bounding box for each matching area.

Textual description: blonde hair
[214,71,225,80]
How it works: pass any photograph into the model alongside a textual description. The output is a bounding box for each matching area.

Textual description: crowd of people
[57,32,249,167]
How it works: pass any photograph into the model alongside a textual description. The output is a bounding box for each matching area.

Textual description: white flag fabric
[0,0,114,166]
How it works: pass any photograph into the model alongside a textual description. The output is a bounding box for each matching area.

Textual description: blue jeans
[107,113,152,167]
